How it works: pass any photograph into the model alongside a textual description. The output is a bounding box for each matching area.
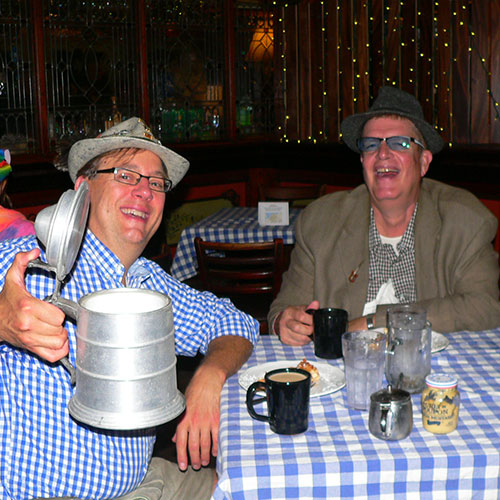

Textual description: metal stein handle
[34,282,79,387]
[60,356,76,386]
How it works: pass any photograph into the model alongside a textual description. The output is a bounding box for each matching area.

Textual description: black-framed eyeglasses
[95,167,172,193]
[357,136,425,153]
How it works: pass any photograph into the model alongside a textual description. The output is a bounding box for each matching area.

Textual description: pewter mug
[55,288,185,431]
[369,385,413,441]
[28,184,185,430]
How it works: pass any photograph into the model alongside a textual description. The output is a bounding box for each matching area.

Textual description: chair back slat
[194,237,286,332]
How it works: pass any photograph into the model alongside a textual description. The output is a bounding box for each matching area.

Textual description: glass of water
[342,330,387,410]
[385,304,431,394]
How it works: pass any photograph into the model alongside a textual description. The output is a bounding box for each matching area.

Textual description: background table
[212,330,500,500]
[170,207,301,281]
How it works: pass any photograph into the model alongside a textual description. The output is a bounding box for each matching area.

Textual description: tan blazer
[269,178,500,333]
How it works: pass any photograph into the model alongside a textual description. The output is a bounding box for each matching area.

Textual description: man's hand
[172,336,253,471]
[172,364,223,471]
[276,300,319,346]
[0,249,68,362]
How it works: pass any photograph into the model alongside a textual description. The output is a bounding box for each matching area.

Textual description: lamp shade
[247,14,274,63]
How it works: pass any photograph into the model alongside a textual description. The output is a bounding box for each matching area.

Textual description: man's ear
[420,150,432,177]
[74,176,86,190]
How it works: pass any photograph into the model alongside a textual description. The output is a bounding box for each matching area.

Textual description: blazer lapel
[415,182,441,298]
[339,189,371,316]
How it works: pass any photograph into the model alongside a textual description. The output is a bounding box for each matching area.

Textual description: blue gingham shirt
[0,231,259,500]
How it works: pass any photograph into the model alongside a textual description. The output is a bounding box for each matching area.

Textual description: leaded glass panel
[42,0,139,146]
[0,0,36,153]
[235,1,275,136]
[147,0,225,143]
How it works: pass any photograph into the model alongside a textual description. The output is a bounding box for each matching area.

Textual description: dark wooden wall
[276,0,500,145]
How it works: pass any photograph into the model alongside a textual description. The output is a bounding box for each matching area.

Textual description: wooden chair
[194,237,285,334]
[258,184,326,206]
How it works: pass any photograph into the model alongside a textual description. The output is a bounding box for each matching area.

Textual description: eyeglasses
[357,136,425,152]
[95,167,172,193]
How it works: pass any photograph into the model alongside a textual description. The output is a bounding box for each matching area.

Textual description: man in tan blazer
[269,87,500,344]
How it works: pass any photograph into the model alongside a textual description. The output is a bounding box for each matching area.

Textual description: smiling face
[75,148,166,268]
[361,116,432,215]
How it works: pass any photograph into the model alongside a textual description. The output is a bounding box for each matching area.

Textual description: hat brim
[341,109,444,154]
[68,136,189,188]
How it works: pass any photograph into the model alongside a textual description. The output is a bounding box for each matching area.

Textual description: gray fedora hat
[340,86,444,154]
[68,117,189,187]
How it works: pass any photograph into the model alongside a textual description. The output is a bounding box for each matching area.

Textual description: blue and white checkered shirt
[0,231,259,500]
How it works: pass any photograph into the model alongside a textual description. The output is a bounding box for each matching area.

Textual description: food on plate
[296,358,320,385]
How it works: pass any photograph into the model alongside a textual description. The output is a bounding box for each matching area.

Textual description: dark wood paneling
[273,6,285,136]
[452,0,471,144]
[339,0,355,119]
[309,0,324,139]
[385,0,401,86]
[436,0,452,144]
[325,0,340,140]
[355,0,370,112]
[469,2,490,144]
[417,0,434,124]
[489,1,500,143]
[400,0,417,96]
[370,0,384,96]
[281,0,498,146]
[298,1,312,139]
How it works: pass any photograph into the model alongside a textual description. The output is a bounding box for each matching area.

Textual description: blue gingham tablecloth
[170,207,301,281]
[212,329,500,500]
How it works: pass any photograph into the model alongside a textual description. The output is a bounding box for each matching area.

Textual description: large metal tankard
[28,182,185,430]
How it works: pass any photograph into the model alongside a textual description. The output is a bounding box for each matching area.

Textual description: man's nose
[132,177,153,198]
[376,140,392,158]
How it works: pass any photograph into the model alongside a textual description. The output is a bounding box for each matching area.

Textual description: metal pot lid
[370,384,411,404]
[34,181,90,282]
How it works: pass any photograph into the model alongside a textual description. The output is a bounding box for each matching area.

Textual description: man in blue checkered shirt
[0,118,259,500]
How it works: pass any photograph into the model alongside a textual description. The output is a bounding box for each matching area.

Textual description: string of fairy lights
[274,0,499,145]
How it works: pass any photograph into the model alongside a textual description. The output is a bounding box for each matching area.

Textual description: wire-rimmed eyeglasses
[95,167,173,193]
[357,136,425,153]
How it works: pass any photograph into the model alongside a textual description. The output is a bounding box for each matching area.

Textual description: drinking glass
[342,330,387,410]
[385,305,431,394]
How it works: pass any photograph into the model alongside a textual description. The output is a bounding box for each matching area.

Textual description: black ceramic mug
[246,368,311,435]
[307,307,348,359]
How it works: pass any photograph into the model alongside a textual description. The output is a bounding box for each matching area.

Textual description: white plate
[432,331,449,353]
[238,360,345,398]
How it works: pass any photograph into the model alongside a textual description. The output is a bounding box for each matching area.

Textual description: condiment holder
[368,385,413,441]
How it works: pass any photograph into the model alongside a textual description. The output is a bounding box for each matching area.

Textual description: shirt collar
[80,230,152,285]
[369,204,418,256]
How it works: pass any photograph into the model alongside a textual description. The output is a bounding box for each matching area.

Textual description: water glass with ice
[341,330,387,411]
